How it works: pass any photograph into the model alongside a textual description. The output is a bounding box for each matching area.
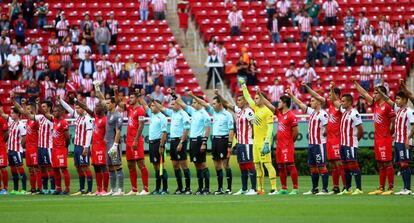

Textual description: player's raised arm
[214,89,235,112]
[286,88,307,111]
[399,79,414,105]
[75,99,95,117]
[258,90,276,113]
[352,76,374,104]
[376,87,395,107]
[0,105,9,120]
[138,95,150,111]
[153,98,166,113]
[94,80,106,101]
[59,96,77,118]
[301,81,326,104]
[240,79,255,108]
[329,82,341,108]
[188,91,209,108]
[12,97,33,120]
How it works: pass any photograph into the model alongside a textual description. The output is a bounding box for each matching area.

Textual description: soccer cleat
[112,189,124,196]
[329,187,341,195]
[288,189,299,195]
[150,190,160,195]
[225,189,232,195]
[303,188,318,195]
[316,189,330,196]
[214,189,225,195]
[268,189,278,195]
[60,191,70,195]
[49,190,56,195]
[194,189,204,195]
[277,189,289,195]
[51,190,62,195]
[84,192,95,196]
[138,190,150,196]
[71,191,83,196]
[232,189,247,195]
[125,190,137,196]
[395,189,412,195]
[9,190,18,195]
[351,189,364,195]
[183,189,192,195]
[337,189,352,196]
[381,190,394,195]
[256,190,265,195]
[245,189,258,196]
[102,190,114,196]
[174,188,183,195]
[16,190,27,195]
[0,189,8,195]
[159,190,169,195]
[203,189,211,195]
[368,189,384,195]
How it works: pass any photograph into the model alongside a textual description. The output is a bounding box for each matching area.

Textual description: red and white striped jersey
[322,0,339,17]
[140,0,150,10]
[112,62,123,75]
[168,47,178,65]
[299,16,311,33]
[43,80,56,100]
[374,35,387,48]
[71,74,83,86]
[394,105,414,144]
[130,68,145,85]
[97,60,112,72]
[86,97,99,111]
[234,106,254,145]
[215,47,227,63]
[268,85,284,102]
[152,0,166,12]
[276,0,291,16]
[107,19,118,35]
[407,24,414,38]
[379,21,391,36]
[340,108,363,148]
[396,39,406,52]
[361,34,374,43]
[359,65,372,81]
[306,107,328,145]
[7,118,26,152]
[362,44,373,58]
[56,87,66,99]
[22,54,34,68]
[48,38,59,53]
[82,78,93,93]
[35,55,47,71]
[93,71,107,83]
[388,33,399,48]
[34,115,53,149]
[271,18,279,33]
[373,64,384,80]
[299,67,317,83]
[59,45,73,62]
[151,62,161,78]
[285,68,300,78]
[56,20,69,37]
[162,59,175,76]
[228,11,243,27]
[357,17,368,31]
[73,114,94,147]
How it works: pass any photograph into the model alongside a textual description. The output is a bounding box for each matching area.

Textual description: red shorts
[125,140,144,161]
[0,147,7,168]
[276,146,295,164]
[326,138,341,161]
[91,145,107,165]
[26,146,39,167]
[374,137,393,162]
[52,148,68,168]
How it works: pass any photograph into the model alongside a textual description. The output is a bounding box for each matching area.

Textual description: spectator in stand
[22,0,34,29]
[405,19,414,51]
[79,53,96,77]
[9,38,17,52]
[396,34,407,65]
[394,21,405,35]
[379,15,391,36]
[54,8,64,27]
[82,24,94,50]
[81,74,93,97]
[47,32,59,54]
[374,28,387,52]
[70,25,80,45]
[305,0,321,26]
[56,83,67,100]
[383,52,392,67]
[361,28,374,45]
[144,66,154,94]
[285,62,299,79]
[93,65,107,93]
[11,76,26,104]
[320,37,336,67]
[76,39,92,60]
[70,69,83,91]
[26,79,40,103]
[343,9,356,38]
[130,63,145,91]
[387,29,399,57]
[43,75,56,100]
[27,38,41,57]
[322,0,339,26]
[362,40,374,65]
[106,66,118,93]
[35,0,48,29]
[22,47,34,80]
[93,14,103,30]
[265,0,277,19]
[60,39,73,71]
[86,90,99,111]
[139,0,150,21]
[181,87,193,105]
[373,58,384,87]
[299,61,317,93]
[356,96,367,115]
[356,11,368,33]
[94,21,111,55]
[0,42,7,80]
[162,55,176,88]
[13,14,27,45]
[268,78,284,107]
[55,14,69,43]
[35,49,47,80]
[373,47,383,61]
[7,48,21,80]
[107,13,119,46]
[51,66,68,84]
[299,12,312,42]
[313,77,324,95]
[152,0,167,21]
[150,57,161,86]
[177,3,189,47]
[236,56,249,84]
[343,37,356,66]
[276,0,291,27]
[48,48,61,72]
[247,58,258,86]
[151,85,165,104]
[269,14,280,43]
[228,5,243,36]
[111,55,122,76]
[16,42,25,56]
[9,0,22,24]
[216,41,227,71]
[125,55,137,71]
[168,42,178,66]
[306,35,317,67]
[118,64,130,95]
[81,14,94,32]
[97,54,112,73]
[359,59,372,91]
[207,36,217,53]
[0,14,10,34]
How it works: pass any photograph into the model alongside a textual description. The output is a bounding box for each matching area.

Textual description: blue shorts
[340,145,358,162]
[236,144,253,163]
[38,147,52,166]
[8,150,23,166]
[307,144,326,166]
[394,143,412,163]
[74,145,90,167]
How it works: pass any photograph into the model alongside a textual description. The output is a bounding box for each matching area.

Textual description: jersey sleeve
[85,115,94,130]
[184,106,195,116]
[265,108,274,124]
[182,111,191,130]
[163,108,173,117]
[145,107,152,117]
[393,103,401,112]
[160,114,168,133]
[61,120,69,131]
[34,114,43,122]
[18,122,27,136]
[245,108,255,121]
[386,103,396,119]
[226,111,234,130]
[203,110,212,127]
[407,109,414,124]
[206,105,214,114]
[305,107,314,115]
[115,113,123,130]
[290,113,298,127]
[321,111,329,126]
[352,110,363,126]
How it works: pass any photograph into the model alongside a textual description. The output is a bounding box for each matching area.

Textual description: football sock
[11,167,18,191]
[226,168,232,191]
[155,171,161,191]
[196,169,203,190]
[129,167,138,192]
[109,171,116,192]
[1,169,8,190]
[62,168,70,192]
[379,166,386,189]
[278,165,287,190]
[48,170,55,190]
[331,165,339,188]
[86,169,93,192]
[248,167,257,190]
[353,169,362,190]
[77,169,85,192]
[401,164,411,190]
[287,164,299,189]
[174,169,183,191]
[385,165,394,190]
[241,169,248,191]
[41,170,48,190]
[264,162,277,190]
[183,168,191,190]
[203,168,210,191]
[17,167,26,191]
[344,170,352,190]
[216,169,223,190]
[320,168,329,191]
[54,169,62,192]
[29,169,36,190]
[311,173,319,191]
[36,169,42,190]
[254,163,263,191]
[162,169,168,191]
[103,171,109,192]
[116,169,124,192]
[95,171,103,192]
[338,165,346,188]
[140,165,149,192]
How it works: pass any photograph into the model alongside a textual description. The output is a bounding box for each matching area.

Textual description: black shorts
[170,138,188,161]
[211,136,229,161]
[149,139,163,164]
[189,137,206,164]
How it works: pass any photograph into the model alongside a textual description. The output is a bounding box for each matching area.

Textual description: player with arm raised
[59,96,94,196]
[153,91,192,195]
[189,91,235,195]
[377,89,413,195]
[259,91,299,195]
[138,95,169,195]
[0,105,9,195]
[330,82,364,195]
[287,88,330,195]
[176,93,212,195]
[352,77,396,195]
[0,106,27,195]
[302,83,345,194]
[240,78,278,195]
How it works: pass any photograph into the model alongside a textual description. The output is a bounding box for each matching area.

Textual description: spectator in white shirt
[76,39,92,60]
[228,5,243,36]
[268,79,284,107]
[7,48,21,80]
[299,61,317,93]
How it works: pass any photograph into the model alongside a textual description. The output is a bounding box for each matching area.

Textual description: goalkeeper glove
[108,143,118,157]
[238,77,245,85]
[261,142,270,155]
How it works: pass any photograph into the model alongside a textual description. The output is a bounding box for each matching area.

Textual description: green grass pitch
[0,156,413,223]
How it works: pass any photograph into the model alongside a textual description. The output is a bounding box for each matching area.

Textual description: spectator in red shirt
[177,2,189,47]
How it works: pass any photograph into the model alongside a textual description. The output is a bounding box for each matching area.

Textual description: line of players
[0,77,412,196]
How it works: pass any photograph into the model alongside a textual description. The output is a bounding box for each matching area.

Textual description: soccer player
[189,91,235,195]
[302,83,346,194]
[259,92,299,195]
[352,78,396,195]
[77,100,109,195]
[0,110,8,195]
[330,82,364,195]
[240,79,278,195]
[139,96,168,195]
[214,90,257,195]
[286,88,330,195]
[119,92,149,196]
[0,106,27,195]
[59,96,94,195]
[377,89,413,195]
[176,94,212,195]
[152,91,192,195]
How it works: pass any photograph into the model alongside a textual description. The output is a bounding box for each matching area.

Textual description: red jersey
[276,110,298,149]
[126,104,146,146]
[0,117,7,149]
[26,119,39,148]
[92,115,106,145]
[325,100,342,140]
[373,101,395,138]
[52,118,69,149]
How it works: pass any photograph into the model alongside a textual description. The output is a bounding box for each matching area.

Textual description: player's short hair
[342,94,353,103]
[42,100,53,109]
[280,95,291,107]
[396,91,408,100]
[129,91,140,98]
[212,96,221,104]
[11,107,20,114]
[27,102,36,108]
[196,95,204,100]
[376,86,387,95]
[333,87,341,97]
